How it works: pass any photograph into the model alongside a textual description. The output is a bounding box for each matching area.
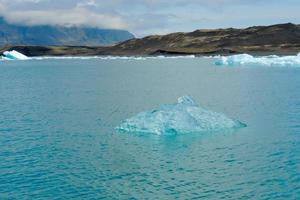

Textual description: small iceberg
[214,53,300,67]
[116,96,246,135]
[2,50,29,60]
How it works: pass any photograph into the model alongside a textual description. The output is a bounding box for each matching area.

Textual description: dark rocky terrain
[0,17,134,46]
[1,23,300,56]
[104,23,300,55]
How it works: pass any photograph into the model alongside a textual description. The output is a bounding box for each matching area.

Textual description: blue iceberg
[2,50,29,60]
[214,53,300,67]
[116,96,246,135]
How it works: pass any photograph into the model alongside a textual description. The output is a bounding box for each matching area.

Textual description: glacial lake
[0,57,299,199]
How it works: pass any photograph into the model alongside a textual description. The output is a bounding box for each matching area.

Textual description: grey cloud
[0,0,298,36]
[0,0,129,29]
[4,9,128,29]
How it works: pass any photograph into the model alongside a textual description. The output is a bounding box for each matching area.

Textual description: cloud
[3,8,128,29]
[0,0,299,36]
[0,0,129,29]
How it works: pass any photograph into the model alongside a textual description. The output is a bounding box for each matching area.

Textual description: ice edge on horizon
[0,54,196,61]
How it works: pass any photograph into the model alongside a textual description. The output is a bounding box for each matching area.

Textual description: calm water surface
[0,58,299,199]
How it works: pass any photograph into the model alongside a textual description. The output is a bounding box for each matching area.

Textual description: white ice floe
[2,50,30,60]
[0,52,196,61]
[32,55,196,60]
[214,53,300,67]
[116,96,246,135]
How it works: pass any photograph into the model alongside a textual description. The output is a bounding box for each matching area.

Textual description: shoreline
[1,45,300,57]
[2,23,300,57]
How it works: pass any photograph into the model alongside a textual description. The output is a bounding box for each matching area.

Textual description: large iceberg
[2,50,29,60]
[214,53,300,67]
[116,96,246,135]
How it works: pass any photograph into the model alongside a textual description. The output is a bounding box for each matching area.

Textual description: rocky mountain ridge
[1,23,300,56]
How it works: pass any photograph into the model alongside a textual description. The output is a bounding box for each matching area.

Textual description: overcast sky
[0,0,300,37]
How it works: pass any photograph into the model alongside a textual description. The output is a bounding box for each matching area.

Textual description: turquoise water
[0,58,299,199]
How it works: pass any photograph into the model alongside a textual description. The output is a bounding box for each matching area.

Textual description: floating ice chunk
[2,50,29,60]
[215,54,254,66]
[214,53,300,67]
[116,96,246,135]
